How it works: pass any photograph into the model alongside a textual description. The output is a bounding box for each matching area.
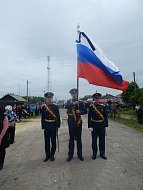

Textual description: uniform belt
[92,119,104,123]
[45,119,56,122]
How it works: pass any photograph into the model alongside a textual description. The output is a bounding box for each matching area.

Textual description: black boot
[50,156,55,161]
[78,155,84,161]
[43,156,50,162]
[0,164,3,170]
[67,156,73,162]
[100,155,107,160]
[92,155,96,160]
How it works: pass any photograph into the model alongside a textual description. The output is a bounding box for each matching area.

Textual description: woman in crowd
[5,105,18,144]
[0,106,9,170]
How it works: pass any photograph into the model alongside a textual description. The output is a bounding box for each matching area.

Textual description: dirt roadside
[0,109,143,190]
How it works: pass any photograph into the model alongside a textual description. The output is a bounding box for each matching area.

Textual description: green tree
[121,82,140,107]
[138,88,143,104]
[80,95,92,101]
[22,96,46,104]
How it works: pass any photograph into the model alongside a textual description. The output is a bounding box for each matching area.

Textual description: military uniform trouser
[91,125,106,156]
[68,122,82,157]
[44,128,57,158]
[0,147,6,167]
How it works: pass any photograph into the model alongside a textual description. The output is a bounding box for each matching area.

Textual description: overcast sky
[0,0,143,100]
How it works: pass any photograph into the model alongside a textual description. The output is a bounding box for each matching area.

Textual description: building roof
[87,98,93,102]
[0,94,27,103]
[101,94,115,99]
[115,94,122,98]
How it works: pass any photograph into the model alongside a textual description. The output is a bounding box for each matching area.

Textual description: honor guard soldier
[88,93,108,160]
[41,92,61,162]
[65,88,87,161]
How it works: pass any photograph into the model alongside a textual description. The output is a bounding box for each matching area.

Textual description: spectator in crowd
[5,105,18,144]
[0,106,9,170]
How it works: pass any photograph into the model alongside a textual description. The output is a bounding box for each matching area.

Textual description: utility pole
[26,80,30,103]
[27,80,29,103]
[47,56,50,92]
[133,72,136,83]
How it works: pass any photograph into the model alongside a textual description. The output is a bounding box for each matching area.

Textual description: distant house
[114,94,123,104]
[0,94,27,107]
[87,98,93,102]
[100,94,115,103]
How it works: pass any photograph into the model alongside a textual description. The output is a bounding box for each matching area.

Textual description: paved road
[0,109,143,190]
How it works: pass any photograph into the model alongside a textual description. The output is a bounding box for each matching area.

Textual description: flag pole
[77,76,79,101]
[77,23,80,101]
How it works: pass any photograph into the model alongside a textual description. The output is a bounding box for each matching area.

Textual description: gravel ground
[0,109,143,190]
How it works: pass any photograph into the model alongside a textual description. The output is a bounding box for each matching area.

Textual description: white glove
[88,128,93,132]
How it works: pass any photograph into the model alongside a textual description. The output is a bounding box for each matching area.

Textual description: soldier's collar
[93,102,100,106]
[72,99,77,102]
[46,102,52,106]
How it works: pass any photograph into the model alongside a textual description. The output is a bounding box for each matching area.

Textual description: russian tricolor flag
[76,31,129,91]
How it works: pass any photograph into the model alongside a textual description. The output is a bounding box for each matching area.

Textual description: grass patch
[109,116,143,132]
[121,108,136,115]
